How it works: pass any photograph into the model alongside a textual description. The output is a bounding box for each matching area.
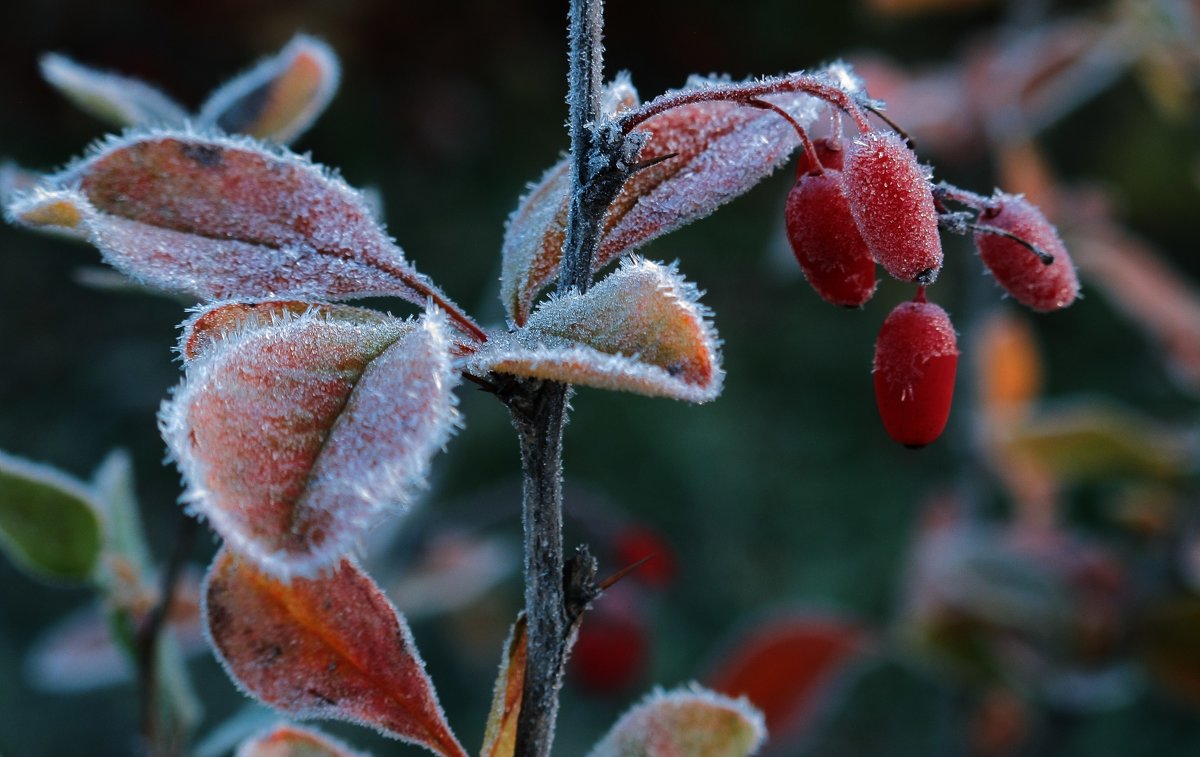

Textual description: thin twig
[137,513,198,757]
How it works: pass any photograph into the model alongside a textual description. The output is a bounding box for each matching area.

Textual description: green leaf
[0,451,103,583]
[1002,401,1197,482]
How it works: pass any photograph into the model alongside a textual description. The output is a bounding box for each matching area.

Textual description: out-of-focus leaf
[235,722,369,757]
[706,613,872,748]
[1072,222,1200,396]
[586,685,766,757]
[1001,401,1195,482]
[198,35,340,144]
[91,449,152,577]
[161,304,460,578]
[975,309,1042,425]
[0,451,103,583]
[388,532,516,619]
[39,53,188,128]
[203,548,466,757]
[5,187,90,240]
[1138,597,1200,708]
[480,615,527,757]
[13,132,482,339]
[474,258,723,402]
[501,73,822,325]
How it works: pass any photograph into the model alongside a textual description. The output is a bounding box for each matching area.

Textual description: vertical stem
[511,1,618,755]
[512,384,569,757]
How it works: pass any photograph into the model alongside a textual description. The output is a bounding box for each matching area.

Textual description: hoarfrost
[476,258,723,403]
[160,304,460,579]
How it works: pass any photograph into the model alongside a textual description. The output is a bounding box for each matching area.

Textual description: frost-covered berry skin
[845,131,943,283]
[975,193,1079,312]
[873,298,959,448]
[785,169,877,307]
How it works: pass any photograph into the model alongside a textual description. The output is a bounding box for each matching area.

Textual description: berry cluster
[783,120,1078,447]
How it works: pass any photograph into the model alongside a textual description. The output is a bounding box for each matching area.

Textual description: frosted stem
[511,0,621,754]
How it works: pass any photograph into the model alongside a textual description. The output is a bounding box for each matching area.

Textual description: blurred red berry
[845,131,943,283]
[612,525,678,588]
[873,296,959,447]
[569,601,648,695]
[975,192,1079,312]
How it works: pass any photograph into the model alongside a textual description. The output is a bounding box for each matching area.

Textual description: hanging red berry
[844,131,943,284]
[785,168,877,308]
[974,192,1079,312]
[873,295,958,447]
[794,136,847,175]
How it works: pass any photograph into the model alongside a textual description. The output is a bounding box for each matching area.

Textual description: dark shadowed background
[1,0,1198,755]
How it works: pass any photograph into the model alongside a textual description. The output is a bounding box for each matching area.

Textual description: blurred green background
[1,0,1198,755]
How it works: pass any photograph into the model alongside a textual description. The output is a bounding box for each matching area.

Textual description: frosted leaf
[197,34,340,145]
[179,300,395,362]
[5,187,91,241]
[480,615,527,757]
[474,258,723,403]
[160,304,461,578]
[499,158,570,326]
[235,723,370,757]
[1,161,46,209]
[39,53,188,128]
[39,131,482,339]
[499,73,822,325]
[203,548,467,757]
[586,684,766,757]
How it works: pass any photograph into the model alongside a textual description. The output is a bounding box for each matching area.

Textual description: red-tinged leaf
[236,723,370,757]
[706,614,873,748]
[203,549,466,757]
[475,258,723,402]
[160,304,461,578]
[179,300,394,362]
[34,132,483,340]
[480,615,527,757]
[39,53,188,128]
[587,685,766,757]
[198,35,340,144]
[501,74,822,325]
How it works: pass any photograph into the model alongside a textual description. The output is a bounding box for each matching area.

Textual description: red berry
[569,596,648,695]
[612,525,678,588]
[873,297,958,447]
[785,169,877,307]
[974,193,1079,312]
[844,131,943,283]
[795,136,847,175]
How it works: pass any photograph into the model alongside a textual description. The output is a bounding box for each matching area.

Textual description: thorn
[630,151,677,173]
[597,553,656,592]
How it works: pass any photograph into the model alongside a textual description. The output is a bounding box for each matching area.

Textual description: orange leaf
[198,35,340,144]
[500,74,821,325]
[587,685,766,757]
[474,258,722,402]
[479,615,527,757]
[161,304,460,578]
[975,308,1043,424]
[204,548,466,757]
[235,723,369,757]
[706,614,872,747]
